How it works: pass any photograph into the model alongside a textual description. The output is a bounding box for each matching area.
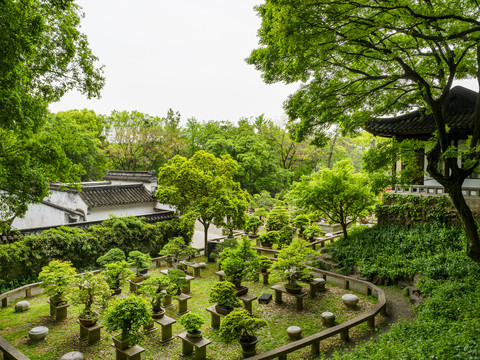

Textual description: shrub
[265,200,290,231]
[209,281,242,308]
[38,259,76,304]
[219,309,267,343]
[179,312,205,334]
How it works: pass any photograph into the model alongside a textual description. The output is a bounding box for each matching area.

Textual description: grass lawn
[0,258,382,360]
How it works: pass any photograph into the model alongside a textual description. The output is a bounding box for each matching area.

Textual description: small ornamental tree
[253,207,269,221]
[271,238,315,292]
[293,214,310,233]
[278,225,295,248]
[245,216,264,236]
[287,160,376,238]
[38,259,76,305]
[209,281,242,309]
[70,272,111,321]
[138,275,170,314]
[219,309,267,343]
[303,225,323,242]
[102,260,133,292]
[97,248,126,266]
[105,295,152,347]
[266,200,291,231]
[127,251,151,277]
[179,312,205,335]
[220,237,258,288]
[159,237,198,269]
[164,269,188,295]
[258,231,280,248]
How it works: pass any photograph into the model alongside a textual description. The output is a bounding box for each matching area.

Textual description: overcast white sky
[48,0,296,123]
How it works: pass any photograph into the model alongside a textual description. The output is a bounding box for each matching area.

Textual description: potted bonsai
[271,238,315,294]
[97,248,126,266]
[209,281,242,315]
[70,271,111,327]
[219,309,267,357]
[303,224,323,242]
[159,237,199,270]
[253,207,269,221]
[38,259,76,320]
[265,200,290,231]
[245,216,263,239]
[258,231,279,249]
[102,260,134,295]
[105,295,152,349]
[293,214,310,237]
[165,268,189,295]
[278,225,295,248]
[128,250,152,279]
[179,312,205,338]
[219,237,258,295]
[257,255,273,273]
[138,275,170,318]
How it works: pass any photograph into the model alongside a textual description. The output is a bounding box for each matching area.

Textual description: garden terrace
[0,257,385,360]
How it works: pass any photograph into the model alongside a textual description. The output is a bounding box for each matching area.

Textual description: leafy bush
[219,309,267,343]
[179,312,205,334]
[0,216,193,289]
[265,200,290,231]
[38,259,76,304]
[209,281,242,308]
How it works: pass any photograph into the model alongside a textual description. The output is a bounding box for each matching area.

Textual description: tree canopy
[287,160,377,238]
[155,151,250,256]
[248,0,480,260]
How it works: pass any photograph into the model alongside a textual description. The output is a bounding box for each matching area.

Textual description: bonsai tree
[253,207,269,221]
[219,309,267,344]
[210,236,239,264]
[278,225,295,248]
[220,237,258,290]
[127,251,151,277]
[179,312,205,337]
[258,231,279,248]
[138,275,170,317]
[159,237,199,269]
[245,216,263,237]
[303,225,323,242]
[105,295,152,347]
[102,260,134,293]
[257,255,273,273]
[164,269,188,295]
[69,272,111,324]
[209,281,242,313]
[271,238,315,293]
[293,214,310,234]
[38,259,76,305]
[97,248,126,266]
[265,200,291,231]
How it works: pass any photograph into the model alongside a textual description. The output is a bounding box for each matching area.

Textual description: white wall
[12,203,70,229]
[86,203,157,222]
[47,191,88,214]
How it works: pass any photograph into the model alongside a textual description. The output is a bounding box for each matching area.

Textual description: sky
[48,0,297,123]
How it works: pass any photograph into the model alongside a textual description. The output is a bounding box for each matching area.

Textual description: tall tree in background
[105,109,186,172]
[248,1,480,260]
[155,151,250,257]
[0,0,104,229]
[45,110,109,181]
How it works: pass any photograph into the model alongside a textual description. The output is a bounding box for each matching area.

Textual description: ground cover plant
[323,223,480,360]
[0,257,379,359]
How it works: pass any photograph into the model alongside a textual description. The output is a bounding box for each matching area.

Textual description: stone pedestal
[78,320,102,344]
[176,293,191,315]
[49,301,69,321]
[114,345,145,360]
[178,332,211,360]
[154,315,176,344]
[238,294,257,315]
[206,305,225,329]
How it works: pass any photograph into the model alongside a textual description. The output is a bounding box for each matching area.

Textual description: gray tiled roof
[364,86,478,138]
[79,184,157,208]
[103,170,157,183]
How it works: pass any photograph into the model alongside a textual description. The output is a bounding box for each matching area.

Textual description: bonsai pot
[113,288,122,295]
[152,308,166,319]
[235,285,249,297]
[78,313,99,327]
[239,335,259,357]
[248,234,260,240]
[48,299,69,321]
[261,242,273,249]
[284,284,303,294]
[113,336,130,350]
[186,329,202,338]
[215,304,233,315]
[131,275,145,283]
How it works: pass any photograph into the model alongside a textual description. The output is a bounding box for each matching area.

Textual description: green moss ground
[0,259,381,360]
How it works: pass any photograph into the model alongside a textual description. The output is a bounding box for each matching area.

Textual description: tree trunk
[341,221,348,239]
[327,131,339,169]
[444,182,480,261]
[203,222,210,258]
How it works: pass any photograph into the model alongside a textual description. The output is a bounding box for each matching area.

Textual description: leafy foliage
[38,260,76,304]
[245,216,264,235]
[209,281,242,308]
[127,251,152,277]
[138,275,170,313]
[159,237,199,269]
[97,248,126,267]
[105,295,152,347]
[219,309,267,343]
[219,237,258,287]
[178,312,205,334]
[265,200,290,231]
[69,272,111,319]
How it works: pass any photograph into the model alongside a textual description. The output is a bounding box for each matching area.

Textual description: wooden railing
[0,336,30,360]
[248,268,387,360]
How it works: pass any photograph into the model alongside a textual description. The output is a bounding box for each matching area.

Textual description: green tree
[0,0,104,229]
[155,151,250,257]
[44,110,109,181]
[287,160,376,238]
[248,0,480,260]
